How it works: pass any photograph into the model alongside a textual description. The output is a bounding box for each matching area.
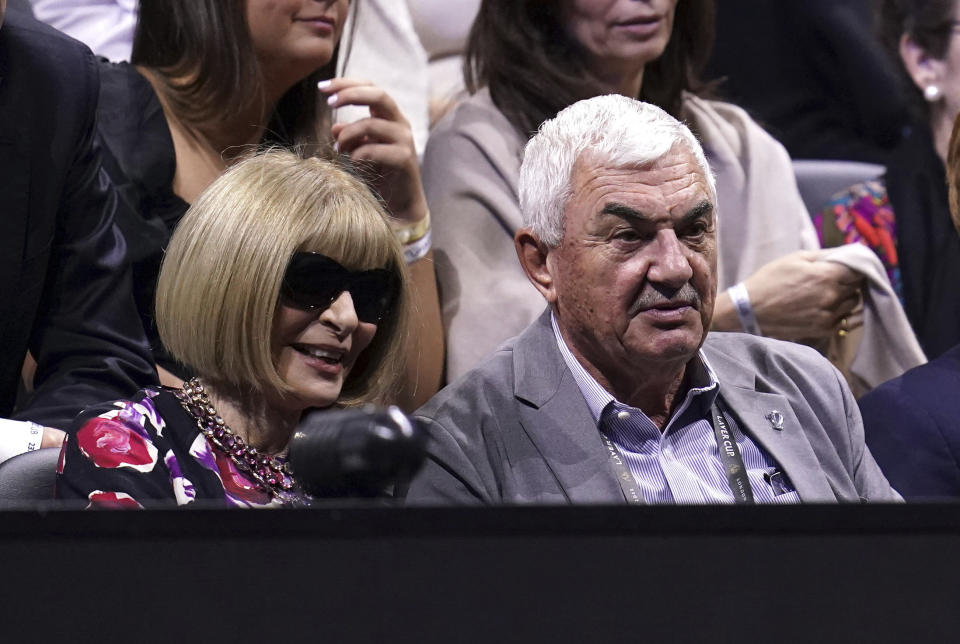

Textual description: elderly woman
[818,0,960,359]
[55,151,409,507]
[426,0,864,380]
[98,0,441,406]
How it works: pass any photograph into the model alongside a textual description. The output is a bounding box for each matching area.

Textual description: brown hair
[132,0,356,150]
[156,150,410,407]
[464,0,716,137]
[947,111,960,233]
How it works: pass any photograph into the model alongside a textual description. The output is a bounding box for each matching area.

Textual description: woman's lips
[613,16,663,38]
[300,352,343,375]
[295,16,336,35]
[292,343,345,376]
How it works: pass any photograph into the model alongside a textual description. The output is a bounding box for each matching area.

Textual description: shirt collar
[550,312,719,425]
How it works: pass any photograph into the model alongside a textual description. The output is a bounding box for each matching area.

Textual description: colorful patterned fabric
[55,388,299,508]
[814,179,902,302]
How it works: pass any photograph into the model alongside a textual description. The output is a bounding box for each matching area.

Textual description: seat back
[793,159,884,217]
[0,448,60,501]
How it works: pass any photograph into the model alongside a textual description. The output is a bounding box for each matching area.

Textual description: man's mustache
[628,282,702,316]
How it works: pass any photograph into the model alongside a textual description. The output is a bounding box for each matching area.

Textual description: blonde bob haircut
[156,149,410,406]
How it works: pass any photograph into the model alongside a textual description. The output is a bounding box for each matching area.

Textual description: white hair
[518,95,717,247]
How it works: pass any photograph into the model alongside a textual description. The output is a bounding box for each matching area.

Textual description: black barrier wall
[0,504,957,643]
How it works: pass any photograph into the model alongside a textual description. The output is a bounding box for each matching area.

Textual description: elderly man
[406,95,897,504]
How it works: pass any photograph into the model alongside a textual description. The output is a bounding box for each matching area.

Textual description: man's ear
[514,228,558,304]
[900,32,945,96]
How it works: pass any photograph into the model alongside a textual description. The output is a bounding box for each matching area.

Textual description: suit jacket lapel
[710,354,835,502]
[511,310,626,503]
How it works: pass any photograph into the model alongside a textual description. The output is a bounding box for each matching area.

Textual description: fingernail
[327,93,338,106]
[333,141,339,153]
[317,79,332,90]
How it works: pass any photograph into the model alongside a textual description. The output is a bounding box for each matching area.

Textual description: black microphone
[287,405,428,498]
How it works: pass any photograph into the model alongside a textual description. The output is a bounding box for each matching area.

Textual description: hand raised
[319,78,428,225]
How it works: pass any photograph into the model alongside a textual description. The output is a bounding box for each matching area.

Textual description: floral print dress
[56,388,296,508]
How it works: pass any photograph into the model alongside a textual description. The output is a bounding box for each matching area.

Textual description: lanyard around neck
[600,431,645,505]
[709,398,754,504]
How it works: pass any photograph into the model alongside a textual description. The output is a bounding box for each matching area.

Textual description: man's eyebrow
[599,202,650,222]
[680,200,714,225]
[599,200,714,224]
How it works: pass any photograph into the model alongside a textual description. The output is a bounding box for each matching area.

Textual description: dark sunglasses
[281,252,399,323]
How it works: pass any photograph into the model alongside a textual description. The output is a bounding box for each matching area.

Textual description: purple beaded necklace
[175,377,302,502]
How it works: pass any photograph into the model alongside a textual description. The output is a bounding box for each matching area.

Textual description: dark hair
[465,0,716,137]
[878,0,957,121]
[132,0,354,150]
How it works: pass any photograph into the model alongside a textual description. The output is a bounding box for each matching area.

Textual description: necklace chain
[175,377,300,501]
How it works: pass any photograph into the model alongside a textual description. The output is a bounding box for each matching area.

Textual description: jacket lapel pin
[765,410,784,431]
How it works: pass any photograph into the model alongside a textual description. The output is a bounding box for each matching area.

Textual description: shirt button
[617,411,630,420]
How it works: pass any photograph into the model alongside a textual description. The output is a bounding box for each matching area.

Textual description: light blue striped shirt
[551,314,800,505]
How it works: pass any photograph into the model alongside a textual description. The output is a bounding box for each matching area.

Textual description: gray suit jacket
[406,310,899,504]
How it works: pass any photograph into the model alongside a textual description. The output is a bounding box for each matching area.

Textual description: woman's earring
[924,84,942,102]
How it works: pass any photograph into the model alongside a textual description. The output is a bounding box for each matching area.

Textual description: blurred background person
[818,0,960,360]
[56,151,410,508]
[0,2,155,446]
[29,0,136,61]
[28,0,434,155]
[705,0,908,165]
[335,0,430,156]
[857,110,960,499]
[425,0,866,381]
[93,0,441,408]
[406,0,481,124]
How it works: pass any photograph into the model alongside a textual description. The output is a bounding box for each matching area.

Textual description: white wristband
[403,228,432,264]
[727,282,762,335]
[0,419,44,464]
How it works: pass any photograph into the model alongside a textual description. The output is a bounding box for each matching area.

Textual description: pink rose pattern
[86,490,144,510]
[76,416,159,472]
[76,396,164,472]
[189,434,275,507]
[60,390,281,508]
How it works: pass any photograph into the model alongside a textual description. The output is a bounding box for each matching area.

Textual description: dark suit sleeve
[13,48,157,429]
[860,375,960,499]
